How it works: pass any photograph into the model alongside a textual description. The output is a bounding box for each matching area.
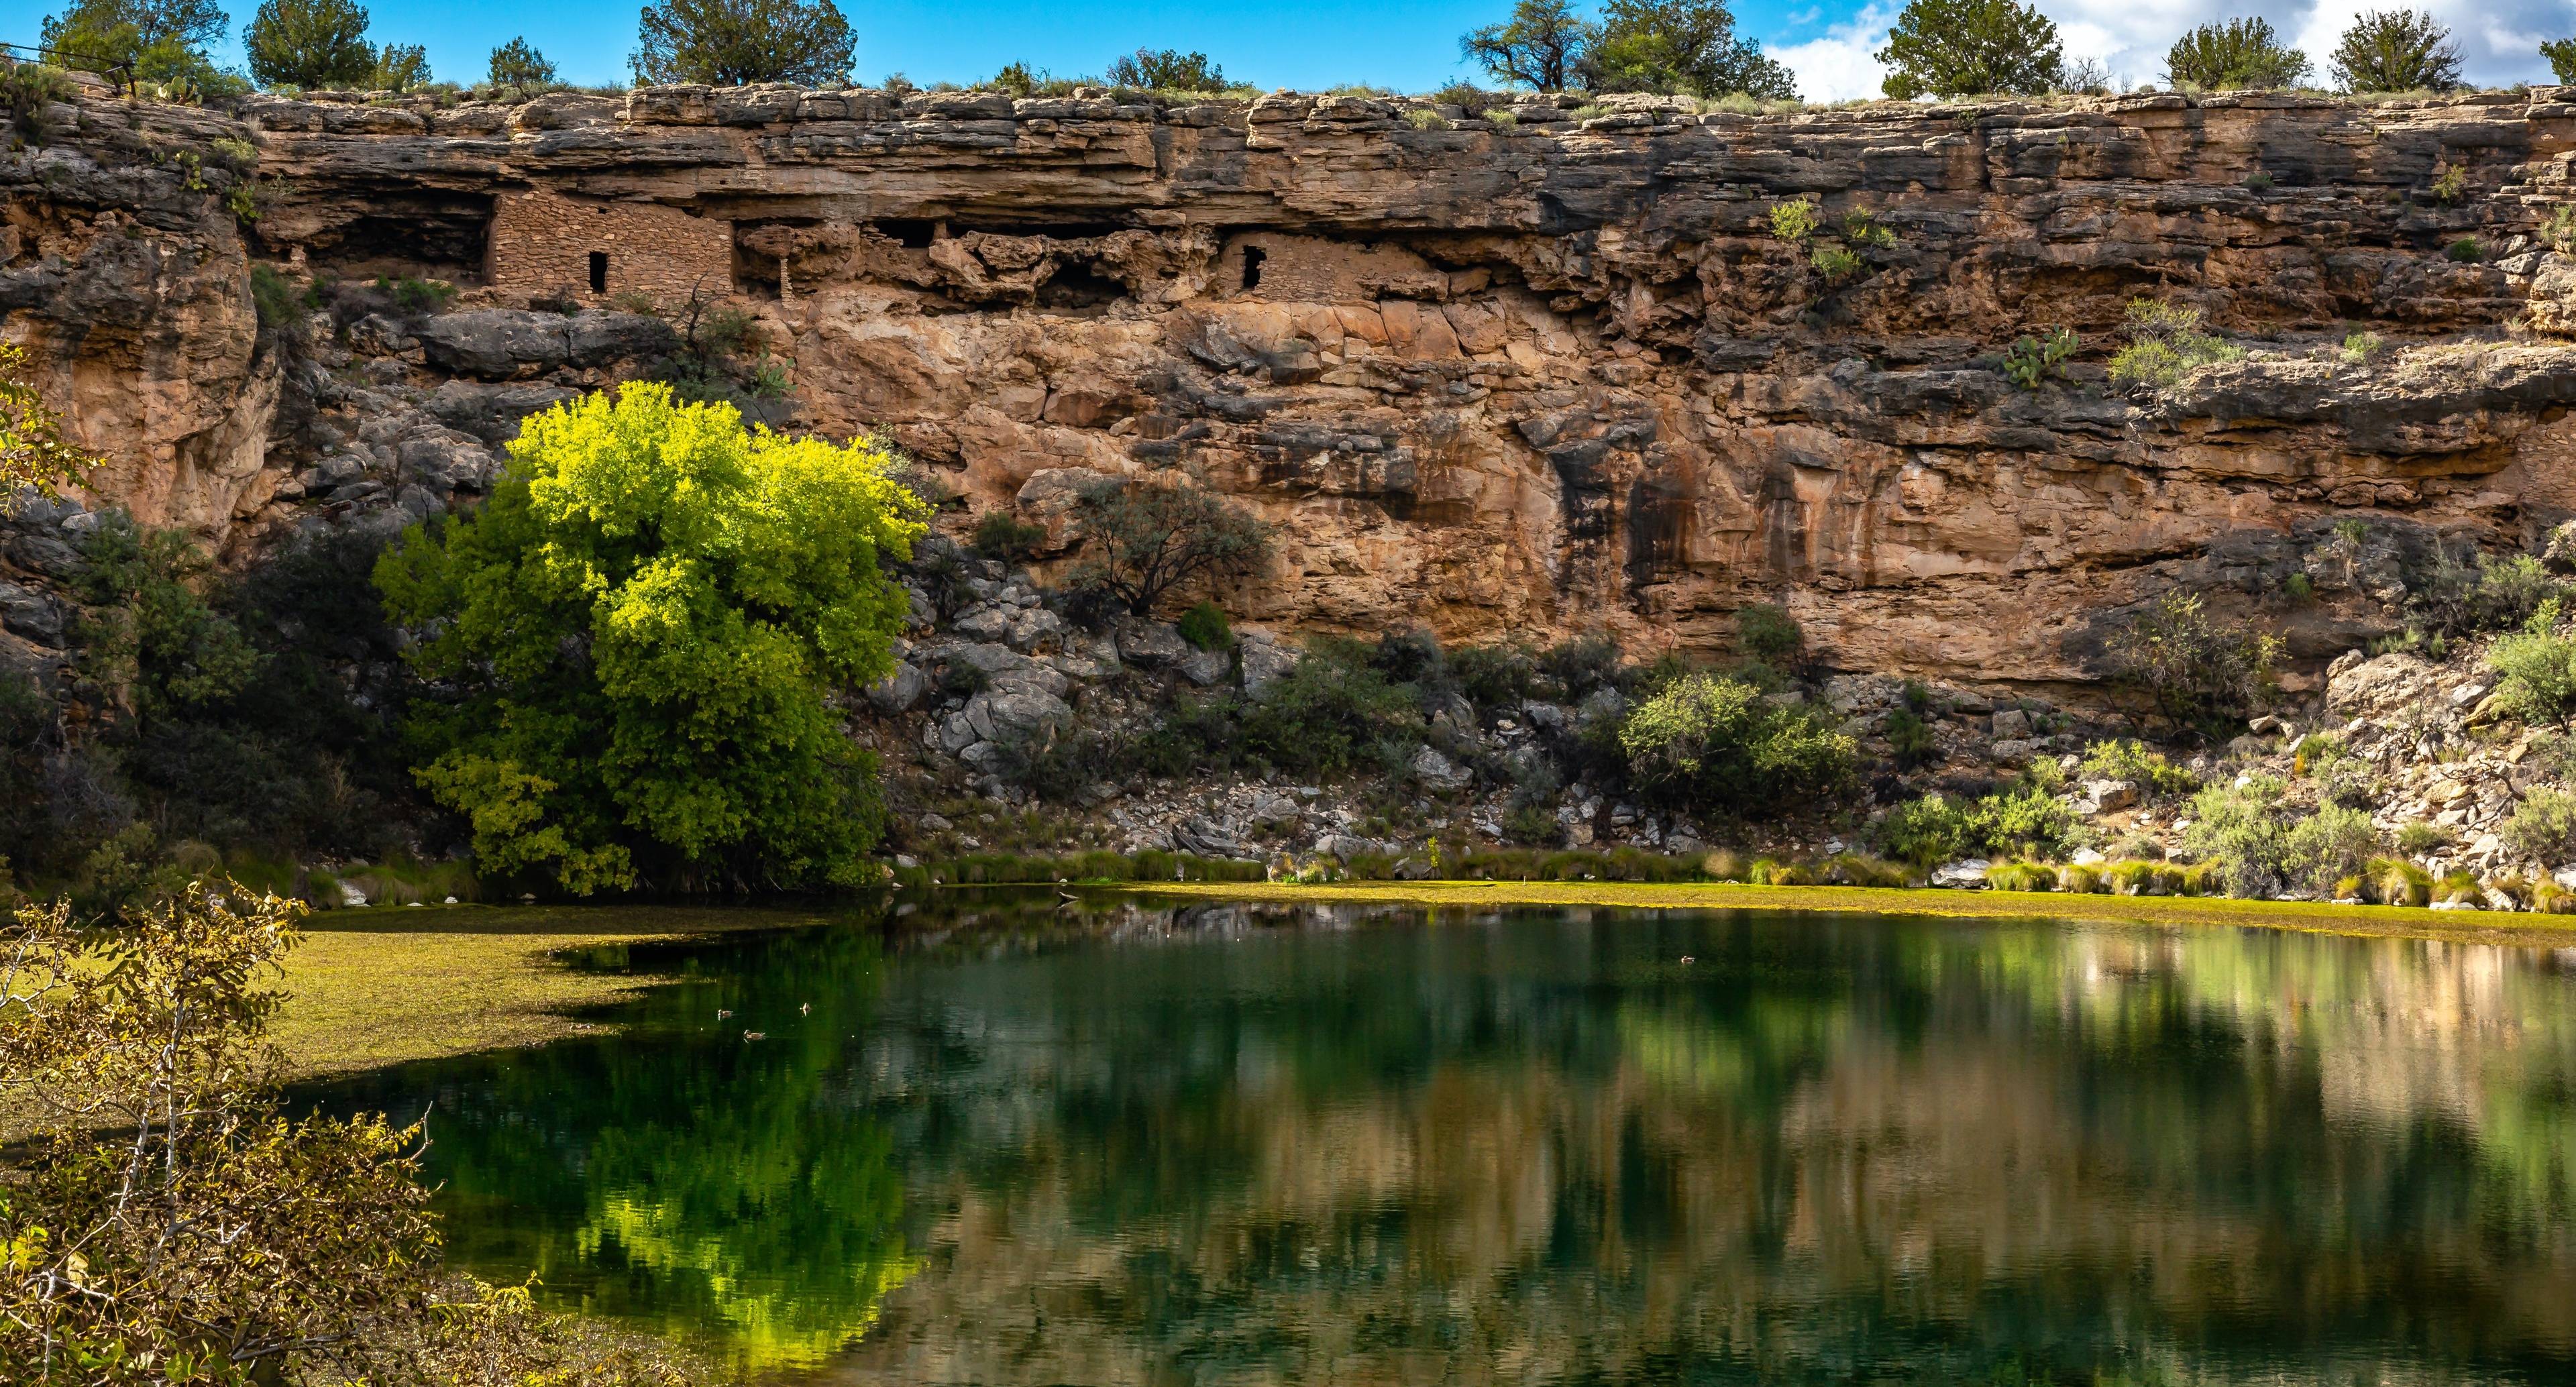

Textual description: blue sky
[171,0,2571,100]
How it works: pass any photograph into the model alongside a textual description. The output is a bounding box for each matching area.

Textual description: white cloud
[2045,0,2566,91]
[1774,1,1902,101]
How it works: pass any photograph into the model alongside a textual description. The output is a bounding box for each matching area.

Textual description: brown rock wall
[17,84,2576,691]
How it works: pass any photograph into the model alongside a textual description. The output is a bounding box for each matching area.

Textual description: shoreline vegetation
[1123,879,2576,945]
[273,875,2576,1082]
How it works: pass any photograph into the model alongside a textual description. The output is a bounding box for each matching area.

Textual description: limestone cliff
[15,79,2576,696]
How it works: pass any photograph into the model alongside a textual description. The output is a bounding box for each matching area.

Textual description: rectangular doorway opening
[588,252,608,294]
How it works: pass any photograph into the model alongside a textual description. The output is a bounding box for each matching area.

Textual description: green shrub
[1176,600,1234,651]
[2076,738,2198,797]
[1841,208,1896,249]
[2001,327,2076,389]
[2340,329,2385,364]
[2447,235,2485,264]
[1985,860,2055,892]
[1768,198,1820,242]
[1886,706,1935,769]
[1540,633,1625,700]
[2394,821,2452,856]
[2371,856,2432,906]
[1450,644,1538,708]
[1405,108,1446,129]
[2103,591,2281,739]
[2107,298,2243,389]
[2283,804,2379,895]
[2504,787,2576,864]
[372,275,455,316]
[1811,245,1864,282]
[2181,775,2294,897]
[1872,782,2078,865]
[250,264,305,339]
[2059,862,2104,894]
[970,509,1048,561]
[2487,599,2576,721]
[1617,674,1856,818]
[1734,603,1803,665]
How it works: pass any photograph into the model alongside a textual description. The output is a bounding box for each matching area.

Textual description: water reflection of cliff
[312,900,2576,1385]
[823,908,2576,1386]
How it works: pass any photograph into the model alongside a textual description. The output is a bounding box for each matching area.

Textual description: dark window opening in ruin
[296,200,495,284]
[588,252,608,293]
[1241,246,1266,292]
[1036,264,1128,314]
[873,219,939,249]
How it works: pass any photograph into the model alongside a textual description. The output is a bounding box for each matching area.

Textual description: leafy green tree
[368,38,428,90]
[1067,474,1269,618]
[2328,9,2462,93]
[2545,38,2576,85]
[244,0,374,89]
[374,384,927,894]
[631,0,856,87]
[488,35,557,89]
[2165,17,2311,89]
[0,343,91,508]
[1617,672,1856,816]
[1461,0,1586,91]
[1106,48,1224,90]
[1876,0,2062,99]
[1582,0,1795,99]
[39,0,236,91]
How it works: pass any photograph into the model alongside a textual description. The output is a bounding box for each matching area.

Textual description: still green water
[311,893,2576,1385]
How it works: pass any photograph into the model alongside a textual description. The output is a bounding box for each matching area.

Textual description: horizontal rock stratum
[15,80,2576,695]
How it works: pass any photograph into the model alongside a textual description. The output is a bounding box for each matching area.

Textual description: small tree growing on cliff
[1581,0,1796,99]
[244,0,375,89]
[1461,0,1587,91]
[1105,48,1224,91]
[1875,0,2062,99]
[2545,38,2576,85]
[488,36,557,91]
[40,0,239,93]
[2165,18,2311,90]
[0,343,92,510]
[1068,474,1270,619]
[2104,590,2283,740]
[2328,9,2463,93]
[631,0,857,87]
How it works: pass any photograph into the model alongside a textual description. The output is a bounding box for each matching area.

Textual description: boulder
[0,580,64,645]
[1240,634,1299,691]
[1930,858,1992,888]
[1177,647,1231,686]
[1118,622,1188,667]
[2082,779,2139,812]
[1411,746,1471,791]
[2327,652,2437,718]
[865,662,931,713]
[1991,708,2031,738]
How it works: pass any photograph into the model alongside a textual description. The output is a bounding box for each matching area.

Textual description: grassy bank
[1124,879,2576,945]
[274,905,828,1077]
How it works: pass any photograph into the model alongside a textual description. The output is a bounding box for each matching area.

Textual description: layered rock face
[17,80,2576,695]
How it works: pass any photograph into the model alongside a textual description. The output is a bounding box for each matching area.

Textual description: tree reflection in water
[310,896,2576,1384]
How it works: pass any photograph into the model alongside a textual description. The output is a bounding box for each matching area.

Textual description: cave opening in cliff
[298,201,494,284]
[1240,246,1265,292]
[1035,263,1128,314]
[588,252,608,293]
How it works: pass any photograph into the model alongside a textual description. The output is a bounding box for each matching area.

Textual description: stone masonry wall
[486,190,733,303]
